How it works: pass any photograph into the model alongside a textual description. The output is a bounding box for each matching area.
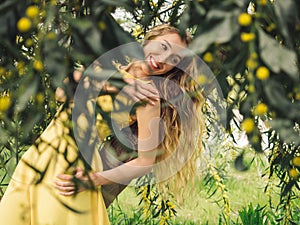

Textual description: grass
[109,155,277,224]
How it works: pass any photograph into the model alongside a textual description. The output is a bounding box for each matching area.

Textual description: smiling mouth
[149,56,160,70]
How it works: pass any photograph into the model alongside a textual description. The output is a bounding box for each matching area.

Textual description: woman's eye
[172,57,180,65]
[161,43,168,51]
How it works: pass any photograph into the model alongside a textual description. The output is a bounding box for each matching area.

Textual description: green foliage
[237,203,270,225]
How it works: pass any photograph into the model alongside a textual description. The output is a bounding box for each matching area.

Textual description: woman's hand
[55,64,159,105]
[121,60,159,105]
[54,167,100,196]
[121,79,159,105]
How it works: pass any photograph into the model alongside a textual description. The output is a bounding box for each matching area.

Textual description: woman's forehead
[153,33,187,48]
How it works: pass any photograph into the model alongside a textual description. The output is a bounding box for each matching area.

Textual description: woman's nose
[158,52,172,64]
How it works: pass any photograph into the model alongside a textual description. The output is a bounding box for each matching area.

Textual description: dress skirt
[0,105,110,225]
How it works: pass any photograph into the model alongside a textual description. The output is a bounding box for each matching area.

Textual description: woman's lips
[149,56,160,70]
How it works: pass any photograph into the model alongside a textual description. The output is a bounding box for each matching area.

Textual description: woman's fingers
[75,167,85,178]
[56,174,73,181]
[54,179,77,196]
[54,168,93,196]
[59,191,76,196]
[122,81,159,105]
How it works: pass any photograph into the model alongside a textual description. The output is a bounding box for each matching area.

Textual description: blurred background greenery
[0,0,299,224]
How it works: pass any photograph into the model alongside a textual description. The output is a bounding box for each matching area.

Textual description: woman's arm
[55,64,159,104]
[54,99,161,195]
[94,100,161,185]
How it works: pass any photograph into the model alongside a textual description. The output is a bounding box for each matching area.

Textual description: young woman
[0,24,205,225]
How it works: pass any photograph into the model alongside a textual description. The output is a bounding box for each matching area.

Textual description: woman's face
[142,32,187,76]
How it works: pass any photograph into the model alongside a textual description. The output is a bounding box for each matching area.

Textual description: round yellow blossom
[240,32,255,42]
[16,61,25,76]
[0,96,11,112]
[17,17,32,33]
[258,0,268,6]
[250,52,258,59]
[253,102,268,115]
[197,74,207,85]
[33,60,43,71]
[203,52,213,63]
[98,21,106,31]
[238,13,252,26]
[292,157,300,167]
[241,118,255,133]
[246,58,258,69]
[26,6,39,18]
[289,168,299,180]
[25,38,34,47]
[0,67,5,75]
[266,23,276,32]
[46,32,56,39]
[246,53,258,69]
[36,93,44,104]
[248,85,255,93]
[246,72,254,81]
[251,135,259,143]
[5,71,12,78]
[256,66,269,80]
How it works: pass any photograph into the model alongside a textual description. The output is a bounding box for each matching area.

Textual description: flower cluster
[17,5,39,33]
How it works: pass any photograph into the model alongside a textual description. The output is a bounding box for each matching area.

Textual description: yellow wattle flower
[241,118,255,133]
[0,96,11,112]
[256,66,269,80]
[33,60,43,71]
[46,32,57,39]
[17,17,32,33]
[258,0,268,6]
[292,157,300,167]
[289,168,299,180]
[0,67,5,76]
[246,58,258,69]
[203,52,213,63]
[25,38,34,47]
[253,102,268,115]
[26,6,39,18]
[36,93,44,104]
[197,74,207,85]
[98,21,106,31]
[248,85,255,93]
[238,13,252,26]
[240,32,256,42]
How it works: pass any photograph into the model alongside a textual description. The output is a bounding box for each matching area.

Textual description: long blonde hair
[143,24,205,198]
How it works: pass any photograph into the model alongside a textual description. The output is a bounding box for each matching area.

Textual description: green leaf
[269,119,300,145]
[43,39,67,87]
[263,79,300,120]
[67,16,104,56]
[191,9,239,53]
[273,0,298,48]
[15,79,38,112]
[258,27,299,81]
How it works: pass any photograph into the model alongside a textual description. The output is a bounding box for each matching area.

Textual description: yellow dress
[0,103,110,225]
